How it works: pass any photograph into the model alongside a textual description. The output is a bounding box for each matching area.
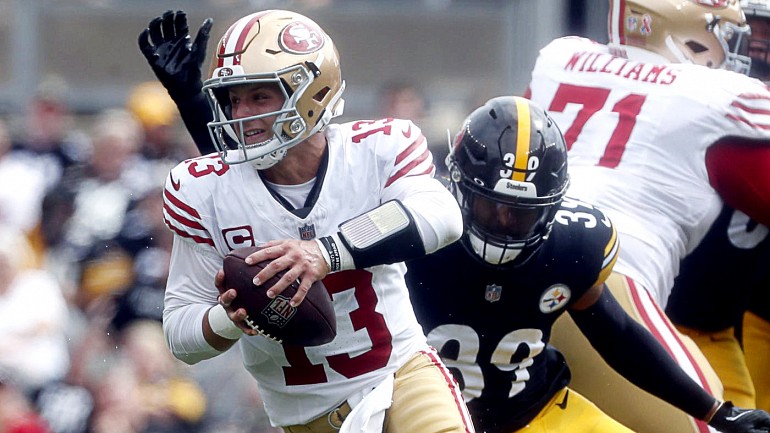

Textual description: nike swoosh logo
[402,124,412,139]
[725,411,752,422]
[555,389,569,410]
[170,173,181,191]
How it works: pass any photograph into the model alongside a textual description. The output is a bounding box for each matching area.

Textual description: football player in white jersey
[526,0,770,432]
[141,10,475,433]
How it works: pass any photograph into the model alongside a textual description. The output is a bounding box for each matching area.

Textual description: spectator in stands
[0,228,70,392]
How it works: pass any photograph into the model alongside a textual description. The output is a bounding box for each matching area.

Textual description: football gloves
[709,401,770,433]
[138,10,212,101]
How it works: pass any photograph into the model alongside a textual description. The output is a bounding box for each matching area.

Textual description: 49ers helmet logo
[217,67,234,77]
[279,21,325,54]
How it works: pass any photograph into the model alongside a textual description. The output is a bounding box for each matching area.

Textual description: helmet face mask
[447,96,569,265]
[203,10,345,168]
[742,0,770,80]
[717,19,752,73]
[205,68,309,167]
[609,0,751,73]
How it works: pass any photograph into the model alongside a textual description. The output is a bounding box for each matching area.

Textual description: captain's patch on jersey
[540,284,571,313]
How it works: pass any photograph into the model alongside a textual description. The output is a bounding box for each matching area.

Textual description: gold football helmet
[742,0,770,79]
[203,10,345,168]
[608,0,751,73]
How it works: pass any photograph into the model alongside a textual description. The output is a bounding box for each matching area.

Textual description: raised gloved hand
[709,401,770,433]
[138,10,213,101]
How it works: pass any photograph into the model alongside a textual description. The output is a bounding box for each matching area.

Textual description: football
[221,246,337,346]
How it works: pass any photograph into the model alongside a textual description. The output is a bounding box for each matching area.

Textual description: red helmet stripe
[609,0,626,45]
[217,11,271,68]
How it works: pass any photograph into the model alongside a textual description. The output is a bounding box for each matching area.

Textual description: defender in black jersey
[405,96,770,433]
[667,204,770,411]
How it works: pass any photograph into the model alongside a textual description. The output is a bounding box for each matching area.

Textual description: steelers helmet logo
[279,21,325,54]
[539,284,571,313]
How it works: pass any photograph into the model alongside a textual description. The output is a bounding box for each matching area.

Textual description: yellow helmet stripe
[513,96,530,182]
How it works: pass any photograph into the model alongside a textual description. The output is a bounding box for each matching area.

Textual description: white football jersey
[162,118,444,426]
[528,37,770,306]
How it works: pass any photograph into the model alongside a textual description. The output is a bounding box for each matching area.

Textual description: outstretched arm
[570,286,770,433]
[138,10,215,154]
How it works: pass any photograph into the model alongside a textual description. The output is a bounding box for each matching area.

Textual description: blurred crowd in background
[0,76,283,433]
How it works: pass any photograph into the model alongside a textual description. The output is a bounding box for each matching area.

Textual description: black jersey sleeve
[552,196,619,291]
[171,91,216,155]
[570,288,717,421]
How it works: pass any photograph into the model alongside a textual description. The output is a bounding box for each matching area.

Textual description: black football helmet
[446,96,569,265]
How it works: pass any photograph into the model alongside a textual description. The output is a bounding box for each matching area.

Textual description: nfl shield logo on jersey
[485,284,502,303]
[298,223,316,240]
[539,284,571,313]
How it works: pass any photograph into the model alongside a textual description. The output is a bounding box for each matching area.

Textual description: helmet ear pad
[447,96,569,264]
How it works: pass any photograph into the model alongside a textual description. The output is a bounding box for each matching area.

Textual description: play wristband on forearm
[208,304,243,340]
[319,200,426,270]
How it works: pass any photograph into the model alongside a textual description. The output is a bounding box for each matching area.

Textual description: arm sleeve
[379,119,463,253]
[379,151,462,254]
[394,177,463,253]
[173,92,216,155]
[162,235,227,364]
[330,180,462,270]
[706,139,770,227]
[569,287,717,420]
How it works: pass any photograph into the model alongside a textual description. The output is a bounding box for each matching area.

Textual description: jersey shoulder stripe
[386,134,433,187]
[727,93,770,131]
[596,223,619,287]
[163,187,213,245]
[335,118,437,187]
[161,156,229,247]
[547,196,618,289]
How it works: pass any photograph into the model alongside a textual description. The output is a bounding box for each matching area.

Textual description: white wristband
[208,304,243,340]
[332,233,355,270]
[315,238,333,271]
[317,233,355,271]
